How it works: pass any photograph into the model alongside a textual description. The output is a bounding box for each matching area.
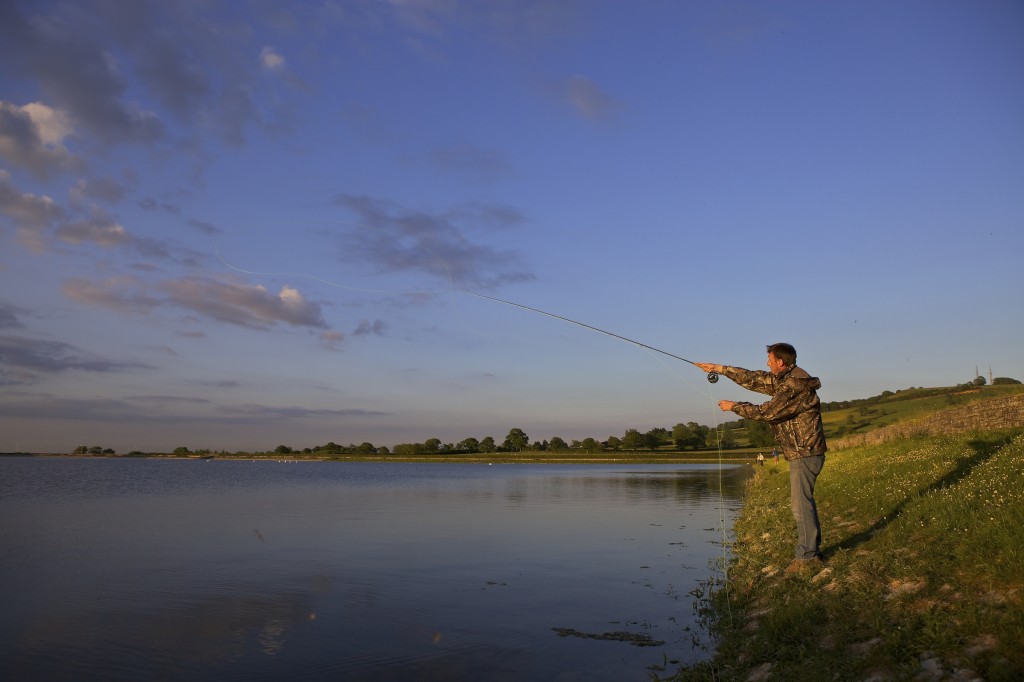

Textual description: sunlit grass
[667,429,1024,682]
[820,384,1024,438]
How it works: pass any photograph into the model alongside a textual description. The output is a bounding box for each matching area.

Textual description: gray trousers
[789,455,825,559]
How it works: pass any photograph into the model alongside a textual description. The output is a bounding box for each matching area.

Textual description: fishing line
[639,344,735,633]
[462,292,720,384]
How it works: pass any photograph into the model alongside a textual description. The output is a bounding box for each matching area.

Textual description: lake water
[0,457,750,681]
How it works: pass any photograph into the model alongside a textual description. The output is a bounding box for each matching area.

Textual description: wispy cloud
[56,212,133,247]
[216,403,389,420]
[63,275,329,331]
[332,194,534,291]
[425,143,513,182]
[354,319,387,336]
[187,218,221,235]
[556,75,619,121]
[127,395,213,406]
[62,277,163,315]
[70,176,127,205]
[139,197,183,215]
[0,170,65,248]
[0,299,28,329]
[0,334,152,385]
[162,277,327,329]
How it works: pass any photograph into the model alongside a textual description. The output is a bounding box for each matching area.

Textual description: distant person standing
[773,448,779,464]
[696,343,827,574]
[757,452,765,467]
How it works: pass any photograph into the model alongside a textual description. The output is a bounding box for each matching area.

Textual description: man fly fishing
[695,343,827,574]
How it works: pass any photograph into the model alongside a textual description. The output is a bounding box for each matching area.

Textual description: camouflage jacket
[720,364,827,461]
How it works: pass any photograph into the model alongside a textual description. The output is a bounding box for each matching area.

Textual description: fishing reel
[707,372,719,384]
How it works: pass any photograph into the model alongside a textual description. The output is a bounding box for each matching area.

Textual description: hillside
[821,384,1024,447]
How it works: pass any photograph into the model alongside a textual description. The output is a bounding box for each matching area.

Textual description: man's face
[767,352,786,375]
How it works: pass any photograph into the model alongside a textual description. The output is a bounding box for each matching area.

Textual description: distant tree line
[73,445,116,455]
[265,420,771,457]
[72,377,1020,457]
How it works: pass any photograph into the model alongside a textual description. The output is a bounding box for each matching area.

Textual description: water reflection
[0,459,750,681]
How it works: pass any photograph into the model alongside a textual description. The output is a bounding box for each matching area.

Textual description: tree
[549,436,568,451]
[377,446,390,456]
[972,375,987,387]
[274,445,292,455]
[73,445,88,454]
[423,438,441,453]
[480,436,496,453]
[606,435,621,450]
[646,427,672,446]
[503,428,529,451]
[457,437,480,452]
[621,429,646,450]
[580,437,601,452]
[173,446,190,454]
[745,419,775,448]
[672,422,707,450]
[993,377,1022,385]
[354,442,376,455]
[712,428,736,449]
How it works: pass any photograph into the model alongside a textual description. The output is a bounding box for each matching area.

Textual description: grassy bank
[670,428,1024,681]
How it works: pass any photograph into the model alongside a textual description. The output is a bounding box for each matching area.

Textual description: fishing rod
[465,292,719,383]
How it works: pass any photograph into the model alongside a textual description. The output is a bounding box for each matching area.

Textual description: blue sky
[1,1,1021,453]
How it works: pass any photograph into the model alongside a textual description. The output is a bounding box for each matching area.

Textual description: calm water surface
[0,457,750,681]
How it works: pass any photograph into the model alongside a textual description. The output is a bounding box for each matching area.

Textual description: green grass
[668,428,1024,681]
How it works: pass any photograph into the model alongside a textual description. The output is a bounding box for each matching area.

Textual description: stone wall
[829,394,1024,450]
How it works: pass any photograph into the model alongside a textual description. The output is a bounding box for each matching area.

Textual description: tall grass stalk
[668,429,1024,681]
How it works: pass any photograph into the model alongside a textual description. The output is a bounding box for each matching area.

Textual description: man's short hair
[766,342,797,367]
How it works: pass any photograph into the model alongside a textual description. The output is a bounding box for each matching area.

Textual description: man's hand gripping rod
[467,293,719,383]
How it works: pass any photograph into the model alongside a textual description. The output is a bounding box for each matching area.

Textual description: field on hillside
[820,384,1024,439]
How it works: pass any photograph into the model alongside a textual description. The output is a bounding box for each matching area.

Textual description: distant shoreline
[1,451,763,465]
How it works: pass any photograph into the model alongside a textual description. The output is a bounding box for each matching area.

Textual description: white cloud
[20,102,74,146]
[62,274,329,331]
[161,277,327,329]
[56,216,131,247]
[0,101,77,179]
[260,46,286,71]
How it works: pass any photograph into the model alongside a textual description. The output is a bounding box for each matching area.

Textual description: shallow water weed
[670,429,1024,682]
